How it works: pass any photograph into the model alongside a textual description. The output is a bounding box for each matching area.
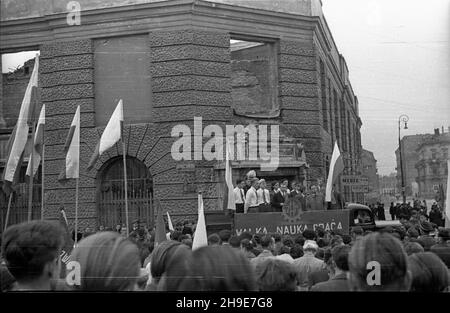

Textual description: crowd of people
[1,215,449,292]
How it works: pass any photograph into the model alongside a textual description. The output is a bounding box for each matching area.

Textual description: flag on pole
[58,106,80,183]
[192,193,208,251]
[325,142,344,202]
[445,160,450,228]
[87,100,124,171]
[2,55,39,194]
[2,126,26,196]
[155,202,167,245]
[224,138,235,210]
[26,104,45,176]
[166,211,174,232]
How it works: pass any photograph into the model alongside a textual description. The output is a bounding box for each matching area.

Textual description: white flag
[192,193,208,250]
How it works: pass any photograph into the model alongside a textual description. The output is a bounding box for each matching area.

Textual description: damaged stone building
[0,0,363,230]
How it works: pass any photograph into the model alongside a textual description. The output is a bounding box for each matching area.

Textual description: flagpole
[3,194,13,233]
[122,140,129,237]
[41,142,45,220]
[75,177,79,245]
[27,122,36,222]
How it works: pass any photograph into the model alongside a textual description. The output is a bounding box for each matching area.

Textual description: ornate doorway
[97,156,153,229]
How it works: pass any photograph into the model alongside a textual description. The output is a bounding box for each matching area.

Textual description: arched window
[97,156,153,230]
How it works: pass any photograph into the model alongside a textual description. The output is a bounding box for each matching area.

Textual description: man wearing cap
[244,178,260,213]
[257,179,271,213]
[233,179,246,213]
[430,229,450,268]
[417,220,437,251]
[292,240,326,291]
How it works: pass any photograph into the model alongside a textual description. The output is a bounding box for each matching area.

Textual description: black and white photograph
[0,0,449,302]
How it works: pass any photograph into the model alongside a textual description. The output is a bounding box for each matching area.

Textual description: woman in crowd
[165,245,257,291]
[408,252,449,292]
[69,231,141,291]
[147,240,192,291]
[255,258,297,291]
[348,232,411,291]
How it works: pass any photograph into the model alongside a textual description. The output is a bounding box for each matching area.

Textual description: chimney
[434,128,440,135]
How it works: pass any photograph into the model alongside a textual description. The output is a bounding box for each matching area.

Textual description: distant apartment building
[379,172,397,197]
[361,149,379,194]
[395,133,434,197]
[415,128,450,199]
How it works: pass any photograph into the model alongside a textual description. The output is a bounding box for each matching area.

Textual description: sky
[2,0,449,176]
[322,0,450,175]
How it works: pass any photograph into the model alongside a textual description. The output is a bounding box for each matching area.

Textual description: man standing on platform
[233,179,246,213]
[306,185,326,211]
[257,179,271,212]
[244,177,260,213]
[272,183,289,213]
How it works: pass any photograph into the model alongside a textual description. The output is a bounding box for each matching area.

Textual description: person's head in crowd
[331,245,351,275]
[239,231,253,242]
[316,248,325,260]
[282,236,294,248]
[350,226,363,240]
[240,239,254,253]
[348,232,411,291]
[259,179,267,189]
[229,235,241,249]
[98,225,105,232]
[294,234,305,246]
[207,233,222,246]
[437,228,450,244]
[281,179,289,188]
[70,231,140,291]
[302,229,316,241]
[404,241,425,256]
[171,245,257,291]
[290,244,303,259]
[252,234,262,247]
[251,177,260,189]
[255,258,297,291]
[171,230,182,242]
[150,240,192,289]
[393,227,406,241]
[303,240,319,255]
[342,234,352,245]
[237,179,246,189]
[272,182,280,191]
[218,229,231,244]
[181,238,192,249]
[330,235,344,248]
[260,235,275,252]
[182,225,193,236]
[316,227,325,239]
[408,252,449,292]
[419,221,434,236]
[317,238,329,248]
[279,245,290,256]
[406,227,419,240]
[179,234,191,242]
[1,220,64,291]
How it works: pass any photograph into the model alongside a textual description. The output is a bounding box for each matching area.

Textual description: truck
[205,203,401,236]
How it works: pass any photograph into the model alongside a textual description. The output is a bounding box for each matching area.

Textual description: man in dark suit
[311,245,351,292]
[272,184,288,212]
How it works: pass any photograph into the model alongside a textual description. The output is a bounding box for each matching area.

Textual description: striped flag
[87,100,123,171]
[2,55,39,194]
[26,104,45,176]
[192,193,208,250]
[325,142,344,202]
[224,138,235,210]
[445,160,450,228]
[58,106,80,183]
[166,211,174,232]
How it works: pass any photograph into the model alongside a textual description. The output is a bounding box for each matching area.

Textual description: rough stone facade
[0,0,364,230]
